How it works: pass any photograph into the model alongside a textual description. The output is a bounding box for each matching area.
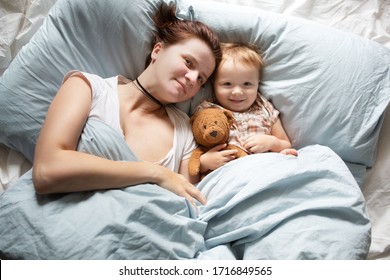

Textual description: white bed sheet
[0,0,389,260]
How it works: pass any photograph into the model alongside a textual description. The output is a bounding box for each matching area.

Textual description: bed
[0,0,389,260]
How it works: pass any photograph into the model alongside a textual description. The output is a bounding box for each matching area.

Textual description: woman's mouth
[176,79,186,94]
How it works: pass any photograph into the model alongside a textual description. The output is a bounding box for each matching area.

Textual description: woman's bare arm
[32,76,206,205]
[33,76,148,193]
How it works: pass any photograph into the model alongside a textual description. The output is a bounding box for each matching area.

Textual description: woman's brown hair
[146,3,221,73]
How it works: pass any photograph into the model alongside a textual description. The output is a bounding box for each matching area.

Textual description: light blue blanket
[0,119,371,259]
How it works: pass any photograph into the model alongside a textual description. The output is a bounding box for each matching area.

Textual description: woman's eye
[185,58,192,67]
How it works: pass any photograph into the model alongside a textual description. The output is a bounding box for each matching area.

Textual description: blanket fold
[0,119,371,259]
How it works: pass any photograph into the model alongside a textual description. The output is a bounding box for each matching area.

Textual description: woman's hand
[200,144,238,173]
[153,164,206,208]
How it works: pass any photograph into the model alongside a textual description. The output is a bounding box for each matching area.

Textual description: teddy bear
[188,107,248,178]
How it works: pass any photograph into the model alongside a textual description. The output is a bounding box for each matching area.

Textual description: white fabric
[0,0,58,75]
[156,105,198,170]
[209,0,390,49]
[63,71,124,136]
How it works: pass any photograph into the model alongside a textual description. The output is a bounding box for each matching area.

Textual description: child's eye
[223,82,232,86]
[243,82,252,86]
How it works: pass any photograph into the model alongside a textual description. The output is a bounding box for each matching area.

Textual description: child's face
[213,58,259,112]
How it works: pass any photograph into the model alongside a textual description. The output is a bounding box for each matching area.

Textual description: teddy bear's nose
[210,131,218,138]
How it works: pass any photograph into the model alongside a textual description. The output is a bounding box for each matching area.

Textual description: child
[198,43,297,174]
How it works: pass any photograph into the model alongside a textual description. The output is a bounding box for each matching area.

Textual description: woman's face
[150,38,216,103]
[213,58,259,112]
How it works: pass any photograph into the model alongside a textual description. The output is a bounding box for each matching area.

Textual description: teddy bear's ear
[223,110,234,126]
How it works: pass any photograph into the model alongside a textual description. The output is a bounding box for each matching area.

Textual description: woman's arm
[33,76,148,193]
[33,76,206,205]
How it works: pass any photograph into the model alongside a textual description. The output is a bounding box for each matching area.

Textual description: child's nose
[232,86,244,95]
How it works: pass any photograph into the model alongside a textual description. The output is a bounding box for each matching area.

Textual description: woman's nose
[185,70,198,85]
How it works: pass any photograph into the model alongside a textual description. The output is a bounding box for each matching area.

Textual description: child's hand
[243,134,297,155]
[243,134,273,154]
[200,144,238,172]
[280,148,298,156]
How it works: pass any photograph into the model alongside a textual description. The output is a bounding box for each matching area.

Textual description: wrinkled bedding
[0,119,371,259]
[1,0,389,260]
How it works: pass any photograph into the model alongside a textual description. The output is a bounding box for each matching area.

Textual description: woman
[32,4,221,208]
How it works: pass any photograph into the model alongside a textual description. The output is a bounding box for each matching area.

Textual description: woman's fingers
[188,184,207,205]
[160,170,207,206]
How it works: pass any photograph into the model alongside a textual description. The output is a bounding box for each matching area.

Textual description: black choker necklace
[132,78,164,107]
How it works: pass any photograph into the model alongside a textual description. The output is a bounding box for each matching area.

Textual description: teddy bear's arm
[226,144,248,158]
[188,147,205,177]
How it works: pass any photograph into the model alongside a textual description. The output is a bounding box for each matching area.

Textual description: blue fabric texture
[0,0,381,259]
[0,0,388,171]
[0,119,371,259]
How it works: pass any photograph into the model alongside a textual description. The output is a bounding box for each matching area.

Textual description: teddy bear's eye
[214,121,218,124]
[203,125,207,129]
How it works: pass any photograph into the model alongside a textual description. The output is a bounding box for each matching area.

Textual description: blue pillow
[0,0,159,162]
[176,0,390,171]
[1,0,389,173]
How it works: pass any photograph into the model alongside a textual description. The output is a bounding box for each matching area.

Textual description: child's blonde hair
[219,43,264,80]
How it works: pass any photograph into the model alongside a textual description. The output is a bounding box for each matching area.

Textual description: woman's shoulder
[62,70,119,86]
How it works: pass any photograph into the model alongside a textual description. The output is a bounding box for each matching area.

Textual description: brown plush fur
[188,107,247,177]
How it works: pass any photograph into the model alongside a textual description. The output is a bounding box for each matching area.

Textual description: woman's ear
[151,42,163,62]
